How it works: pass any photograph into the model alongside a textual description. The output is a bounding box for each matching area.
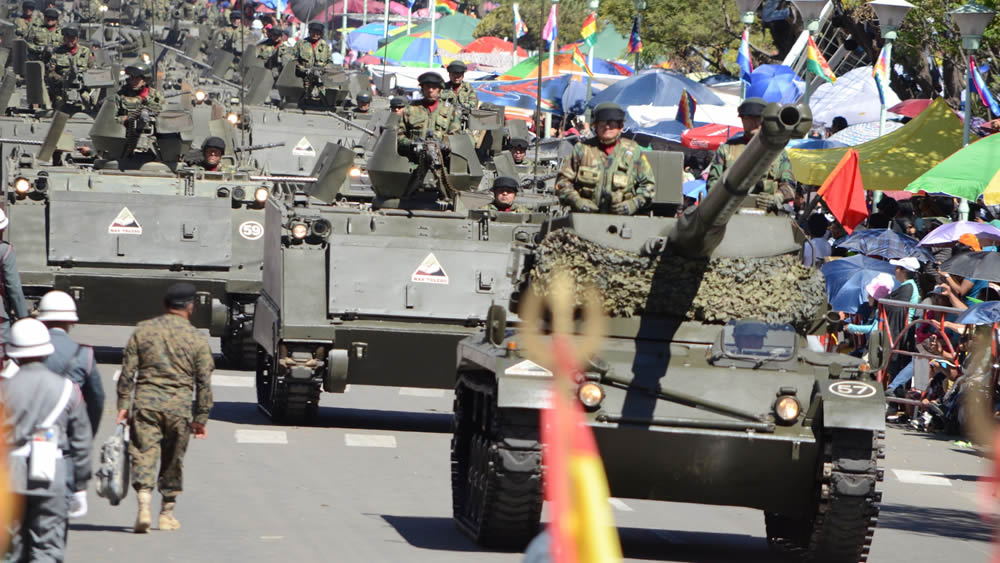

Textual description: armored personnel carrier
[3,104,276,366]
[252,129,550,424]
[450,103,887,562]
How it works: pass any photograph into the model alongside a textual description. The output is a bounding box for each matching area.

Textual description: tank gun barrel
[325,111,377,137]
[0,139,44,146]
[152,42,242,89]
[666,102,811,258]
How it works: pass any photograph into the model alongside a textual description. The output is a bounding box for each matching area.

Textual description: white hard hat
[0,208,8,230]
[36,290,79,323]
[7,318,54,358]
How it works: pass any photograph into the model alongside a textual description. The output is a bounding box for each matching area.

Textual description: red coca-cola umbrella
[681,123,743,151]
[888,98,933,118]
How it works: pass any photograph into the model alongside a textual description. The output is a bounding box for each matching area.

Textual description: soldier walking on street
[2,318,93,562]
[555,102,655,214]
[116,283,214,533]
[0,209,30,339]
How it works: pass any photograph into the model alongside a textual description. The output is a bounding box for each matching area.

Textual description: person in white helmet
[37,290,104,435]
[1,318,92,562]
[0,208,29,338]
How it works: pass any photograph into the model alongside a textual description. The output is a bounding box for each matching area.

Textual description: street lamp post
[790,0,828,107]
[949,1,995,219]
[734,0,762,102]
[633,0,646,71]
[869,0,913,138]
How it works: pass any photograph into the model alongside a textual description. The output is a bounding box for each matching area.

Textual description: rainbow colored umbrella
[406,32,463,53]
[463,36,526,56]
[374,35,462,67]
[348,23,404,53]
[499,52,632,80]
[907,131,1000,203]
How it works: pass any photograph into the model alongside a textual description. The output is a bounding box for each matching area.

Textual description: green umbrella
[906,132,1000,203]
[405,14,479,45]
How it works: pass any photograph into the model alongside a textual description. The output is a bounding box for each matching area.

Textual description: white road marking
[398,387,444,397]
[344,434,397,448]
[212,375,254,388]
[113,369,121,382]
[608,498,633,512]
[260,536,284,541]
[892,469,953,486]
[235,430,288,444]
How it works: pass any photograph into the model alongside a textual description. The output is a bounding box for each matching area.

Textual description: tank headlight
[775,395,801,423]
[577,382,604,409]
[290,222,308,239]
[349,167,361,177]
[194,90,207,102]
[13,177,31,194]
[254,187,268,203]
[226,112,240,125]
[99,4,108,11]
[310,218,331,238]
[232,186,246,201]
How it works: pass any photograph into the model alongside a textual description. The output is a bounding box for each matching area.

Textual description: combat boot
[134,489,152,533]
[158,500,181,531]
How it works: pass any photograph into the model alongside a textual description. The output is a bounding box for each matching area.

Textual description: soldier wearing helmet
[116,64,164,120]
[485,176,528,213]
[14,1,42,39]
[27,7,61,57]
[439,60,477,126]
[508,137,531,167]
[257,25,289,72]
[396,72,460,161]
[2,318,93,562]
[0,209,29,338]
[353,93,372,114]
[705,97,796,213]
[216,10,248,58]
[196,136,230,172]
[555,102,655,214]
[389,96,407,115]
[46,27,94,109]
[293,22,331,73]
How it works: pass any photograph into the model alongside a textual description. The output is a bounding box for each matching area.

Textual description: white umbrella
[809,65,902,127]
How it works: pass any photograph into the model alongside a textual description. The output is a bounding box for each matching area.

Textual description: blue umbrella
[954,301,1000,325]
[588,69,724,109]
[820,255,897,313]
[834,228,935,262]
[625,118,705,144]
[682,179,707,199]
[788,137,848,150]
[348,23,400,54]
[746,64,804,104]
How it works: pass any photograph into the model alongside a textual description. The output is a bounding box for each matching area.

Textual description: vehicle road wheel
[451,372,542,550]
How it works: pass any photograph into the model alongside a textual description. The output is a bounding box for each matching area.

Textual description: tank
[450,103,887,562]
[251,130,552,424]
[3,109,277,367]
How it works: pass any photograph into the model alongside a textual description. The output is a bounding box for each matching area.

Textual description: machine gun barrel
[0,139,44,145]
[666,102,812,258]
[529,134,579,148]
[236,141,286,152]
[325,111,377,137]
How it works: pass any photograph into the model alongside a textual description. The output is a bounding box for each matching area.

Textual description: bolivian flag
[572,44,593,78]
[543,336,622,563]
[581,12,597,47]
[806,36,835,83]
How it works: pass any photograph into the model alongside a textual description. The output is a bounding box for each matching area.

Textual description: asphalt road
[62,324,997,563]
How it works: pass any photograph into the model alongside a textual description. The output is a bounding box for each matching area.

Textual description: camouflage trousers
[129,409,191,500]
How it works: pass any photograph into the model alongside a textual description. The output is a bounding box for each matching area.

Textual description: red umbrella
[357,54,382,65]
[681,124,743,151]
[888,99,933,118]
[462,36,526,56]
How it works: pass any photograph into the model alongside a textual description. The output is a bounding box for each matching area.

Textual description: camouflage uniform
[28,24,61,56]
[76,0,103,22]
[117,313,214,497]
[115,85,164,117]
[396,99,460,160]
[14,13,41,38]
[216,24,248,55]
[178,0,208,20]
[705,135,795,206]
[46,43,93,107]
[485,201,529,213]
[292,37,331,97]
[555,137,656,214]
[257,39,289,70]
[439,81,477,110]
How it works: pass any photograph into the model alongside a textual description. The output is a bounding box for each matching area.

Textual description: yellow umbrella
[787,98,964,190]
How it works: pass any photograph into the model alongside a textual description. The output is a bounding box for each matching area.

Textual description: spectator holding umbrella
[884,256,923,401]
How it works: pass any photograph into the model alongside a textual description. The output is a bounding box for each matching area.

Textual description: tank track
[451,371,543,550]
[766,429,884,562]
[222,320,258,371]
[255,346,320,425]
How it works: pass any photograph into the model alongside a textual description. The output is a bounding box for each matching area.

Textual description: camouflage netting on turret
[529,229,827,328]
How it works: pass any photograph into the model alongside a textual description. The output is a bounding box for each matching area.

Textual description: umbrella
[405,14,479,46]
[586,25,629,60]
[940,251,1000,283]
[588,69,723,108]
[787,137,848,150]
[499,53,631,80]
[827,120,904,146]
[820,255,897,314]
[309,0,410,21]
[918,221,1000,247]
[374,35,462,66]
[889,99,934,118]
[681,123,742,151]
[470,75,579,115]
[834,228,935,262]
[462,36,526,56]
[955,301,1000,325]
[746,64,805,104]
[907,130,1000,203]
[682,179,707,199]
[810,66,902,127]
[356,54,383,65]
[348,23,403,53]
[406,32,463,53]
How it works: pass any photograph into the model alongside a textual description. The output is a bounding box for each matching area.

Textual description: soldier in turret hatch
[46,27,94,109]
[484,176,528,213]
[389,96,406,115]
[508,137,532,167]
[14,1,42,38]
[353,93,371,114]
[257,25,289,73]
[116,64,163,120]
[555,102,655,215]
[194,137,232,172]
[396,72,460,163]
[292,22,332,99]
[28,7,62,58]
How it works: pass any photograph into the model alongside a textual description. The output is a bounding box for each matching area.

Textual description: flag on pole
[817,149,867,234]
[970,55,1000,116]
[572,44,593,77]
[806,36,836,83]
[435,0,457,14]
[872,45,888,105]
[737,27,753,83]
[512,3,527,39]
[542,4,558,47]
[675,90,696,128]
[627,16,642,54]
[581,12,597,47]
